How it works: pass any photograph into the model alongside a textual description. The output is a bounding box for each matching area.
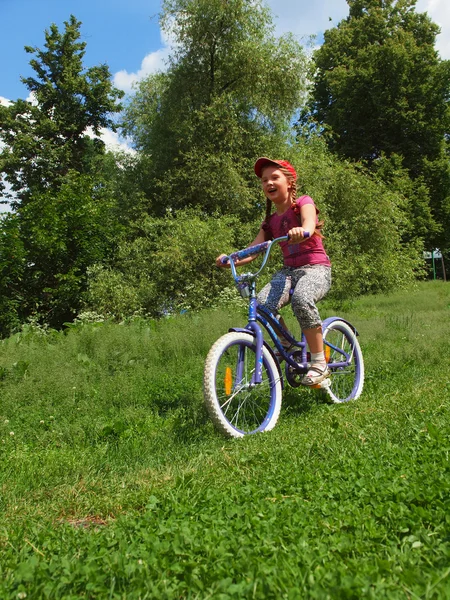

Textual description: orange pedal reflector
[224,367,233,395]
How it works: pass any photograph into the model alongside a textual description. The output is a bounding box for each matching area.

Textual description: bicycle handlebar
[221,231,311,282]
[220,241,271,265]
[220,231,310,266]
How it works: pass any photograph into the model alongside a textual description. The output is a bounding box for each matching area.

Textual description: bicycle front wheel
[203,332,282,438]
[322,320,364,403]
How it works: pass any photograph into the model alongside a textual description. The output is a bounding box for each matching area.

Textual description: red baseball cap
[254,157,297,181]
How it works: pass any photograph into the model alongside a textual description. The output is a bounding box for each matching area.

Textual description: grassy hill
[0,281,449,598]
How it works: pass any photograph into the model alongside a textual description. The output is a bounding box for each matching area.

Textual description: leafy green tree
[308,0,448,168]
[84,210,250,319]
[304,0,450,250]
[122,0,307,220]
[0,15,123,204]
[372,153,442,244]
[0,16,124,334]
[290,136,424,299]
[0,213,26,334]
[17,171,123,327]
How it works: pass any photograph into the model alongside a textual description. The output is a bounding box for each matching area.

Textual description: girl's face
[261,165,292,207]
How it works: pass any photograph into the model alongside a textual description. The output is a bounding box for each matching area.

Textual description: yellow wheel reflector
[325,345,331,363]
[224,366,233,395]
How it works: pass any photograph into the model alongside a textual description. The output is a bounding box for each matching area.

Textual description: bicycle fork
[245,292,264,385]
[245,321,264,385]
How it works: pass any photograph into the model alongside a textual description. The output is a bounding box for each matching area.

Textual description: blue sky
[1,0,448,104]
[1,0,162,101]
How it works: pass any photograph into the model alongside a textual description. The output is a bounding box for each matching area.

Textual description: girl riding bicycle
[216,157,331,387]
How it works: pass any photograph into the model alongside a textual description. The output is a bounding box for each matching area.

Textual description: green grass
[0,281,449,599]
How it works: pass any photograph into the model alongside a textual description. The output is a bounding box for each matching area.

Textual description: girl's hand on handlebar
[215,254,229,268]
[287,227,310,243]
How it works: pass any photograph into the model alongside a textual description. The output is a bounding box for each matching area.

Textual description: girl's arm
[216,228,266,268]
[287,203,317,244]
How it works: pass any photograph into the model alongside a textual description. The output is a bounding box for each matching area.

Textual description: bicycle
[203,236,364,438]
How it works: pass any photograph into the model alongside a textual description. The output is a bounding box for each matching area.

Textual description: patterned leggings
[257,265,332,330]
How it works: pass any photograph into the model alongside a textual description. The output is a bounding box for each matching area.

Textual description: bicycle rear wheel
[322,320,364,403]
[204,332,282,438]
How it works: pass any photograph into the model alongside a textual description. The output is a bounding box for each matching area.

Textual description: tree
[15,172,123,328]
[122,0,307,220]
[84,209,250,319]
[289,135,424,299]
[0,15,123,205]
[304,0,450,250]
[0,213,26,335]
[0,16,124,334]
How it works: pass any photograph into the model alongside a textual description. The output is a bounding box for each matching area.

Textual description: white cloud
[25,92,38,105]
[86,126,135,155]
[97,128,135,155]
[114,48,170,93]
[113,28,176,94]
[1,93,37,107]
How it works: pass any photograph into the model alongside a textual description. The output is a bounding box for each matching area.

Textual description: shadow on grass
[280,385,329,418]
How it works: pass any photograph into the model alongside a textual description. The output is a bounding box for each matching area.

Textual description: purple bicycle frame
[223,235,357,385]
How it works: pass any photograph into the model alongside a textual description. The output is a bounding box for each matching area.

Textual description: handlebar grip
[287,232,310,240]
[220,255,230,265]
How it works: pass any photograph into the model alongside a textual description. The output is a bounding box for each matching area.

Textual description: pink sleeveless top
[261,196,331,268]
